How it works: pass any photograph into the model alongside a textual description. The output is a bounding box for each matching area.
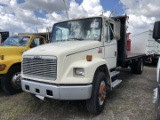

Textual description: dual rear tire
[131,58,143,74]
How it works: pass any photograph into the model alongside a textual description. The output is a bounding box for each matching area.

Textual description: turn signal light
[86,55,92,61]
[0,64,6,71]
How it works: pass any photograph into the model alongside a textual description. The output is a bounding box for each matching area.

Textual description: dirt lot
[0,65,157,120]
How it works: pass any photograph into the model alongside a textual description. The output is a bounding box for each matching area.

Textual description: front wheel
[1,66,22,94]
[86,71,107,114]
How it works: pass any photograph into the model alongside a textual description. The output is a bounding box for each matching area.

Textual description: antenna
[63,0,69,20]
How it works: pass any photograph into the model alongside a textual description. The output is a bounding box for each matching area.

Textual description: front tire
[1,66,22,94]
[86,71,107,114]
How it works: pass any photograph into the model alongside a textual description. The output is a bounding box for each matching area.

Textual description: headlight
[74,68,85,76]
[0,55,4,60]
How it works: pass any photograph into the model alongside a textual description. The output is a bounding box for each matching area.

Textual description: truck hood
[24,41,102,56]
[0,46,26,55]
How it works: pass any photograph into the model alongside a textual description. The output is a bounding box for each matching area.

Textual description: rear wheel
[86,71,107,114]
[131,58,143,74]
[1,66,22,94]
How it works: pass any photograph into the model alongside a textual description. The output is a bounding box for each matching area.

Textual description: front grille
[23,56,57,80]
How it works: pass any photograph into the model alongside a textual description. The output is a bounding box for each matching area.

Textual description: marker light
[86,55,92,61]
[0,64,6,71]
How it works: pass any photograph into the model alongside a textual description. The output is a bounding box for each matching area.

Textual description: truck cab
[21,15,144,114]
[152,21,160,119]
[0,34,47,94]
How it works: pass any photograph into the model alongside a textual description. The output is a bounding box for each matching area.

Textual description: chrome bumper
[21,80,92,100]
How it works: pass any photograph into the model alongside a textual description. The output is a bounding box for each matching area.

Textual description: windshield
[51,17,102,42]
[2,36,30,46]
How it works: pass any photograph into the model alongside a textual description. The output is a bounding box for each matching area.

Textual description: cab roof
[53,15,127,25]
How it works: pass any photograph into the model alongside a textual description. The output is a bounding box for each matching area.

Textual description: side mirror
[153,21,160,40]
[114,19,121,40]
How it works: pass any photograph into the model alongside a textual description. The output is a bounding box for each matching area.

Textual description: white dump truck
[152,21,160,119]
[21,15,145,114]
[130,30,160,63]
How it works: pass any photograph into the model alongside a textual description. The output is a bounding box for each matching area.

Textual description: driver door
[103,22,117,69]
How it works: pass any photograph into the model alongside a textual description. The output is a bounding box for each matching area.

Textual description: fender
[0,56,21,74]
[61,58,111,84]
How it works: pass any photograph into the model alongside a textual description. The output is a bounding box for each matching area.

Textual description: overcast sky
[0,0,159,35]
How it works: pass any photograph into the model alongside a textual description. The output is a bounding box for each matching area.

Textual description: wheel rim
[99,81,106,105]
[11,72,21,89]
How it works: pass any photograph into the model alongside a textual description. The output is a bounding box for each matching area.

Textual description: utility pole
[63,0,69,20]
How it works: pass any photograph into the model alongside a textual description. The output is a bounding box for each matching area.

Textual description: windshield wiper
[68,38,84,41]
[52,38,84,42]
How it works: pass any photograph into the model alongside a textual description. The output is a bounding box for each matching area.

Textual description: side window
[30,37,44,48]
[104,23,114,42]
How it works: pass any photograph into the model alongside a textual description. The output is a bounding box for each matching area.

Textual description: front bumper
[21,80,92,100]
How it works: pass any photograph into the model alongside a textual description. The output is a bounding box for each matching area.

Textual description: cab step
[110,71,120,78]
[111,79,122,88]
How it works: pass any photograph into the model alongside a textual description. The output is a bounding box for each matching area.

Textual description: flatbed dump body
[126,53,145,60]
[130,30,160,63]
[112,16,145,66]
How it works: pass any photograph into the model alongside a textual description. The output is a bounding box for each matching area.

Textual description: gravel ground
[0,65,157,120]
